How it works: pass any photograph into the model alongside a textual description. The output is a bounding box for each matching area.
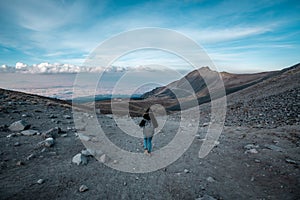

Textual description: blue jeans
[144,137,153,153]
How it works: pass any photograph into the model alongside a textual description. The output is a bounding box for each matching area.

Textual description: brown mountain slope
[94,63,299,116]
[141,65,297,111]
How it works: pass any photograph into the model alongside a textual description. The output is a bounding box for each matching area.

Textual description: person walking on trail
[139,108,158,156]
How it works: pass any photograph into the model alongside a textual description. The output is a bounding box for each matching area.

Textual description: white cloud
[15,62,28,69]
[0,62,171,74]
[180,26,272,44]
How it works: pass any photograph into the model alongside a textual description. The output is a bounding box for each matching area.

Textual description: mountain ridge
[141,64,299,112]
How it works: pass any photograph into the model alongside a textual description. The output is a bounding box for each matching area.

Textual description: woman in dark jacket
[139,108,158,156]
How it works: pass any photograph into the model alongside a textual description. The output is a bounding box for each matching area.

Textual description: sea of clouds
[0,62,159,74]
[0,62,185,100]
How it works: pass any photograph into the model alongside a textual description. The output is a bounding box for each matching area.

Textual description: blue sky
[0,0,299,73]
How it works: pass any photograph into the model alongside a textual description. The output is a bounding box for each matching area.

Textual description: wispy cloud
[180,26,272,44]
[0,0,299,72]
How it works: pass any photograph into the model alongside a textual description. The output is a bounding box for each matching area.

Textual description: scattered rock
[8,120,30,131]
[49,114,57,119]
[285,158,297,165]
[14,142,21,146]
[21,130,39,136]
[202,122,211,127]
[63,115,72,119]
[16,161,24,166]
[79,185,88,192]
[60,133,68,137]
[184,169,190,173]
[43,138,55,147]
[38,138,55,147]
[78,133,91,142]
[244,144,259,150]
[99,154,108,163]
[196,194,217,200]
[41,148,47,153]
[48,152,57,156]
[81,149,93,157]
[72,153,88,165]
[7,133,17,138]
[37,179,45,184]
[206,176,216,183]
[42,127,61,139]
[26,153,35,160]
[245,149,258,154]
[123,182,127,186]
[264,144,285,152]
[195,134,201,139]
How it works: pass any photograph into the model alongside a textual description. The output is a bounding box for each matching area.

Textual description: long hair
[144,107,158,128]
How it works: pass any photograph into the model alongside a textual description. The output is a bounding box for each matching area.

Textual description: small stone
[206,176,215,183]
[48,152,57,156]
[26,154,35,160]
[72,153,88,165]
[63,115,72,119]
[202,122,211,127]
[44,138,55,147]
[42,127,61,139]
[78,133,91,142]
[21,130,38,136]
[195,134,201,139]
[244,149,258,154]
[39,137,55,147]
[37,179,44,184]
[7,133,17,138]
[285,159,297,164]
[14,142,21,146]
[99,154,107,163]
[60,133,68,137]
[49,114,57,119]
[250,176,255,182]
[264,144,285,152]
[196,194,217,200]
[8,120,30,131]
[254,159,261,163]
[81,149,92,157]
[22,114,28,117]
[244,144,259,150]
[123,182,127,186]
[16,161,24,166]
[79,185,88,192]
[184,169,190,173]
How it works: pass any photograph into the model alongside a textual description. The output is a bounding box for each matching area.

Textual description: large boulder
[8,120,30,131]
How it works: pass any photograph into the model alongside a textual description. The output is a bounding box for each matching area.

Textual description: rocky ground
[0,64,299,200]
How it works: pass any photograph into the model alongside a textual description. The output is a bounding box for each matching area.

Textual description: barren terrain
[0,64,299,200]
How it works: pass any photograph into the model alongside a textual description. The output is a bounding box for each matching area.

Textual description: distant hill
[141,66,281,111]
